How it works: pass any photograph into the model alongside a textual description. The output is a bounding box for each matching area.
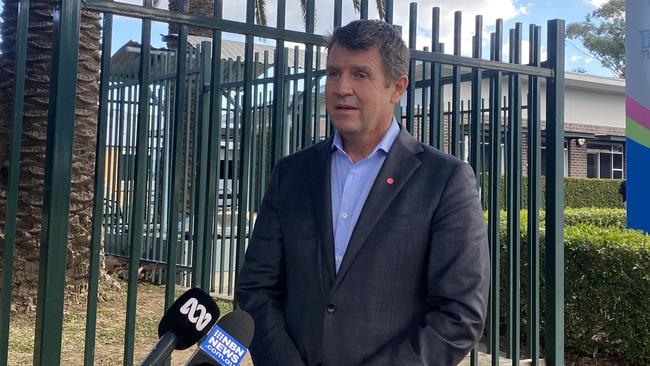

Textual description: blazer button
[325,303,336,313]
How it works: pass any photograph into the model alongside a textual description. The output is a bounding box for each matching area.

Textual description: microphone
[140,287,220,366]
[184,310,255,366]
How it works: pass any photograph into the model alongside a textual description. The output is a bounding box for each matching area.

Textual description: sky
[0,0,617,77]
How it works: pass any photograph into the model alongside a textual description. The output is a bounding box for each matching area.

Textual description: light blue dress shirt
[330,119,400,272]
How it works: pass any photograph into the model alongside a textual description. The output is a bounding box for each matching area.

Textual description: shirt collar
[331,117,400,157]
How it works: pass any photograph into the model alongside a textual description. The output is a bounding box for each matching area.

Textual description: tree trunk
[0,0,104,311]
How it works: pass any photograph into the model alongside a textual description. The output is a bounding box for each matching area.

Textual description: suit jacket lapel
[309,138,337,288]
[331,129,423,293]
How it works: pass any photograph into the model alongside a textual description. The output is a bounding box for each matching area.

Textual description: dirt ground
[5,280,628,366]
[6,281,253,365]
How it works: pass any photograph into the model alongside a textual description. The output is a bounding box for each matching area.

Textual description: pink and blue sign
[625,1,650,233]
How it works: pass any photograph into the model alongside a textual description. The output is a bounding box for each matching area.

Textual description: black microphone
[184,310,255,366]
[140,287,220,366]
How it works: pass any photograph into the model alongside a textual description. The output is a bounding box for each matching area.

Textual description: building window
[480,141,505,176]
[587,143,624,179]
[540,141,568,177]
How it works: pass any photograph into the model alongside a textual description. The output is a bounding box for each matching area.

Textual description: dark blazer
[236,127,490,366]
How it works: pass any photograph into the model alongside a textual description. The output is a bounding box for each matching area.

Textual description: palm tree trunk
[0,0,103,311]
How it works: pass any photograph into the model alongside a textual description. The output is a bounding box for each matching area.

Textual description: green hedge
[493,219,649,364]
[563,208,626,229]
[564,225,650,363]
[565,178,625,209]
[485,208,627,230]
[480,175,624,209]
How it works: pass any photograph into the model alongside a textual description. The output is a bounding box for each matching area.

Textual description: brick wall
[523,121,625,178]
[564,122,626,178]
[406,116,626,179]
[567,141,588,177]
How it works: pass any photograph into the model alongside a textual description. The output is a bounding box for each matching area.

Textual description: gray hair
[326,19,410,84]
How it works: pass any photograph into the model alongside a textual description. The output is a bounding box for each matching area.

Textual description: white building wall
[396,71,625,130]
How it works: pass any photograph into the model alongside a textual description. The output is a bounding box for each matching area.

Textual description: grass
[6,279,628,365]
[6,281,244,365]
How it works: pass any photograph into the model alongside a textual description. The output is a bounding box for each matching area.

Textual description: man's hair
[326,19,409,84]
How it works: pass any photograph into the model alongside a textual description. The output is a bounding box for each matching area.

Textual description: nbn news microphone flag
[185,310,254,366]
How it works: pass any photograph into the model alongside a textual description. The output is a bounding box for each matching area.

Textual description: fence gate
[0,0,564,365]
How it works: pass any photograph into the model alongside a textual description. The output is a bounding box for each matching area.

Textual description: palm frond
[376,0,386,20]
[352,0,361,12]
[299,0,317,31]
[256,0,268,26]
[299,0,308,29]
[300,0,308,23]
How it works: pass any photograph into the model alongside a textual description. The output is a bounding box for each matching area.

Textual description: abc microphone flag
[185,310,254,366]
[140,287,220,366]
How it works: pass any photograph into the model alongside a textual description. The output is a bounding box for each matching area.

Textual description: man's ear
[390,75,408,104]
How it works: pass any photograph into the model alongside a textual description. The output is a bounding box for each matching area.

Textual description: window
[480,141,505,176]
[587,143,624,179]
[540,141,568,177]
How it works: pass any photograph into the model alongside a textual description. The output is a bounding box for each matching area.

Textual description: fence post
[301,0,315,148]
[164,0,189,315]
[0,0,29,363]
[33,0,81,364]
[123,2,153,363]
[488,19,503,366]
[192,42,213,288]
[270,0,287,168]
[406,2,417,134]
[544,19,565,366]
[527,23,542,366]
[234,0,257,297]
[468,14,483,366]
[451,11,462,157]
[83,11,113,366]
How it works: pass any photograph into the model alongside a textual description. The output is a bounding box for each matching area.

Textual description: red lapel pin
[386,177,394,185]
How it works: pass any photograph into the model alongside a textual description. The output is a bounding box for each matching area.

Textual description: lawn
[5,278,629,365]
[6,281,252,365]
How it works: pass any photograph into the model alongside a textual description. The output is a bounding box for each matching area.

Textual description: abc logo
[180,297,213,331]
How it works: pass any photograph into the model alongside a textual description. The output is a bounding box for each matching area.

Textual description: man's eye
[355,72,368,79]
[327,71,339,77]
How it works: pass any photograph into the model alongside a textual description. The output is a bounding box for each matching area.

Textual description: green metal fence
[0,0,565,364]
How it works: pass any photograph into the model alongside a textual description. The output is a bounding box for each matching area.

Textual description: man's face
[325,44,407,141]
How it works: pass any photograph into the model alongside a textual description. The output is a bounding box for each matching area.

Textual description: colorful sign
[625,1,650,233]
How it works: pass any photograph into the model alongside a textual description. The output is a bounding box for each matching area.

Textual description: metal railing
[0,0,565,364]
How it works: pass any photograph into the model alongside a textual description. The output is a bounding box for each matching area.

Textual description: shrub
[491,221,650,364]
[565,178,624,209]
[484,208,626,230]
[564,225,650,363]
[563,208,626,229]
[479,175,624,209]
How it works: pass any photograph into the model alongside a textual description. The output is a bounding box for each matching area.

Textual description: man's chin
[331,123,360,136]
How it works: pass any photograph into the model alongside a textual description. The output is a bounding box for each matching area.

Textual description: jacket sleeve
[363,162,490,366]
[235,160,307,366]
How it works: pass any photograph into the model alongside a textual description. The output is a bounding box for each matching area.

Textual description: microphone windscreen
[158,287,220,350]
[216,310,254,348]
[191,310,254,366]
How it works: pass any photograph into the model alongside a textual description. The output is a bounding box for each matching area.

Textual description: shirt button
[326,304,336,313]
[341,212,348,219]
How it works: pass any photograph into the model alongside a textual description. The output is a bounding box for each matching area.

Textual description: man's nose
[333,76,353,96]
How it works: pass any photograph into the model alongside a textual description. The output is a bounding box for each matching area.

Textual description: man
[236,19,489,365]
